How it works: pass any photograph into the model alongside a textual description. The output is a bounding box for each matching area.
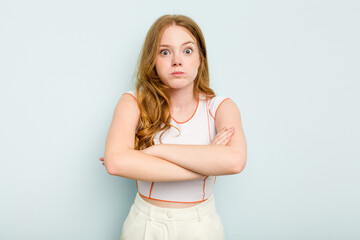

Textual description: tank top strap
[208,95,231,120]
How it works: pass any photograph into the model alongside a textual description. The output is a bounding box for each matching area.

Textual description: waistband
[133,193,217,221]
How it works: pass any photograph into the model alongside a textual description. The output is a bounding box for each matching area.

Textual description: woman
[100,14,247,240]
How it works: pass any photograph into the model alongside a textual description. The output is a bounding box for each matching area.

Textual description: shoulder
[122,90,137,101]
[214,96,242,132]
[215,98,240,117]
[114,90,139,117]
[207,95,232,120]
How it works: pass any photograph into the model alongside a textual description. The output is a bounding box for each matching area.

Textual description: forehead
[159,25,196,45]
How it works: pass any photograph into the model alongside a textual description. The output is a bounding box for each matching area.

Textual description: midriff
[140,195,203,208]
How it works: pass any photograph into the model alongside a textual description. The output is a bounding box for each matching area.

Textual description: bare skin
[139,127,235,208]
[100,127,234,208]
[139,196,200,208]
[101,25,246,208]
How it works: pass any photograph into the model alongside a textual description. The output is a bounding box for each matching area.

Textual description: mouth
[171,71,184,76]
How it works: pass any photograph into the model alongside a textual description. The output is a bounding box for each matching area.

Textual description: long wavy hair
[134,14,215,150]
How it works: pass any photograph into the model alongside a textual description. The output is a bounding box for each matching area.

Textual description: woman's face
[155,25,201,91]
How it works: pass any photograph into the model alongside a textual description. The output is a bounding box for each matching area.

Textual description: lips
[171,71,184,75]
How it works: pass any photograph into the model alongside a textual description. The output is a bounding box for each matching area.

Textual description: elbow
[105,160,118,176]
[104,153,124,176]
[230,150,247,174]
[105,164,118,176]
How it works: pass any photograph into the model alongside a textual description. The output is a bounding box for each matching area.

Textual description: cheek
[155,60,167,73]
[190,52,200,67]
[189,56,200,72]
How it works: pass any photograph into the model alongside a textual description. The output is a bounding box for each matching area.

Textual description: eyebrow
[159,41,195,47]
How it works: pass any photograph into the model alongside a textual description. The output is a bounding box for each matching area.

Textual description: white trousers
[120,193,226,240]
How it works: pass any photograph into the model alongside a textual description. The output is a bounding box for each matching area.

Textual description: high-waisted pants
[120,193,226,240]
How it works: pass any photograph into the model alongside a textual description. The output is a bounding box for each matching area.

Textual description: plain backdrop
[0,0,359,239]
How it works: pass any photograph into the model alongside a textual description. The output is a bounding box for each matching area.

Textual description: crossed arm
[101,94,247,182]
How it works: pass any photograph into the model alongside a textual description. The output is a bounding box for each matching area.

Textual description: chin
[161,77,195,90]
[169,84,193,91]
[168,85,186,90]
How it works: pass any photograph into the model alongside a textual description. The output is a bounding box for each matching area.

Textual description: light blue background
[1,0,359,239]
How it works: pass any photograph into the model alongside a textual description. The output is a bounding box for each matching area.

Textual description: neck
[169,87,197,111]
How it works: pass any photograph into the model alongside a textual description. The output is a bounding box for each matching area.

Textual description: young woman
[100,14,247,240]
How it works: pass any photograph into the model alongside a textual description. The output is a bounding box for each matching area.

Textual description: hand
[99,128,234,166]
[210,127,235,145]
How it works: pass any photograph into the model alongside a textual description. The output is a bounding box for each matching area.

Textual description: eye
[160,49,170,55]
[184,48,193,54]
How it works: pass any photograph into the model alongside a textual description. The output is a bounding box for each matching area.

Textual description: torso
[140,195,202,208]
[141,94,201,208]
[139,96,203,209]
[128,90,222,206]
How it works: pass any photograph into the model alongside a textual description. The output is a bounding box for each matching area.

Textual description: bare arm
[108,149,207,182]
[101,123,234,181]
[141,99,247,176]
[104,93,207,182]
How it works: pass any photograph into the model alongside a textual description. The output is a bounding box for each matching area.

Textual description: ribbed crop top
[123,90,230,203]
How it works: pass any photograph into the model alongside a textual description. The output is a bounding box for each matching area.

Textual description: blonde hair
[134,14,215,150]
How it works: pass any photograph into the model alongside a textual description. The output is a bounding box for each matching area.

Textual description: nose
[171,53,182,67]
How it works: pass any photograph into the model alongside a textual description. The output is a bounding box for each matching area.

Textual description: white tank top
[124,90,230,203]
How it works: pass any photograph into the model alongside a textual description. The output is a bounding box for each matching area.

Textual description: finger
[210,127,233,145]
[219,135,232,145]
[216,127,230,137]
[229,130,235,138]
[212,132,228,144]
[218,134,234,146]
[219,137,230,145]
[218,135,232,145]
[226,129,235,142]
[214,127,228,137]
[99,157,104,161]
[216,128,234,143]
[219,127,228,132]
[217,127,234,139]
